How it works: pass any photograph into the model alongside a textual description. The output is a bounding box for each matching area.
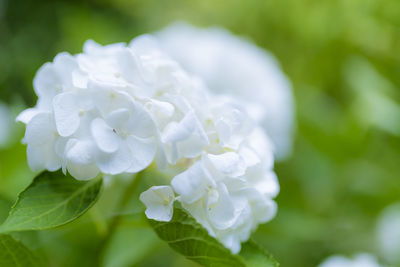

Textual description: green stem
[116,172,145,214]
[89,205,108,237]
[96,171,146,264]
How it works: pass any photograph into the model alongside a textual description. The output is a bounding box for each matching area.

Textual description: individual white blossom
[318,254,384,267]
[140,185,175,222]
[157,22,295,160]
[90,91,157,175]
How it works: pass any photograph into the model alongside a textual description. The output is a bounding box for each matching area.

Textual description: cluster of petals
[17,37,204,179]
[141,127,279,253]
[18,34,280,253]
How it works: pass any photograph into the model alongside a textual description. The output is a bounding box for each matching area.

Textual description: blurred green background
[1,0,400,266]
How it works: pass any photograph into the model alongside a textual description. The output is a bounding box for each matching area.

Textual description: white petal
[255,171,280,198]
[55,138,68,158]
[238,146,261,168]
[176,133,208,159]
[65,139,97,166]
[67,161,99,181]
[88,82,133,117]
[207,183,237,230]
[26,142,61,172]
[33,52,76,99]
[161,112,208,164]
[16,108,40,124]
[26,144,46,171]
[256,198,277,223]
[72,69,88,88]
[82,39,102,54]
[242,188,277,223]
[181,201,215,236]
[139,185,175,222]
[244,128,274,169]
[33,63,60,97]
[52,52,77,88]
[91,118,120,153]
[24,113,55,146]
[45,144,62,171]
[162,114,196,143]
[145,99,175,119]
[115,49,147,85]
[126,102,156,138]
[53,92,80,137]
[105,108,130,131]
[125,136,156,173]
[162,111,206,143]
[130,34,160,56]
[220,234,241,255]
[207,152,246,178]
[171,161,214,204]
[95,144,131,175]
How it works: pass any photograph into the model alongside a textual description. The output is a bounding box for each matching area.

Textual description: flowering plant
[0,28,291,267]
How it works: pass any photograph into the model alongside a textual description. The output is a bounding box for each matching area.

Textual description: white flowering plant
[0,28,292,267]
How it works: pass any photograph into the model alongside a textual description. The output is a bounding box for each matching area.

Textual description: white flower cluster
[18,34,279,253]
[156,22,295,160]
[318,254,384,267]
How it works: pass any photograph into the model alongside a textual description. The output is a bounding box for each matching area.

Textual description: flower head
[19,33,281,254]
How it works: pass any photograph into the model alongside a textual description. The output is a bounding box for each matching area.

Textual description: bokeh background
[1,0,400,266]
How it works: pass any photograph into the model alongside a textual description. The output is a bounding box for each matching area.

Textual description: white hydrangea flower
[318,254,384,267]
[90,90,157,175]
[140,185,175,222]
[17,53,80,124]
[157,22,295,160]
[19,34,281,254]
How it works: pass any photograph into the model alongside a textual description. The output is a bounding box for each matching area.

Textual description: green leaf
[148,206,278,267]
[240,241,278,267]
[0,234,42,267]
[0,170,103,232]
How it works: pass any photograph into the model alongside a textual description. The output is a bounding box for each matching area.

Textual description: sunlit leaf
[0,234,42,267]
[148,206,278,267]
[0,171,102,232]
[240,241,278,267]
